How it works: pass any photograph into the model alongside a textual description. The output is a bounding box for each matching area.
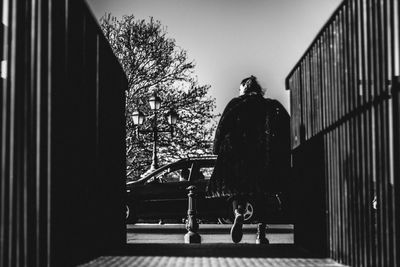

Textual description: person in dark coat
[206,75,290,244]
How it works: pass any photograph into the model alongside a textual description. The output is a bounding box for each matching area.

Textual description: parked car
[126,156,291,224]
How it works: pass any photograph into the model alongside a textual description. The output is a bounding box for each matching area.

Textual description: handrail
[285,0,346,90]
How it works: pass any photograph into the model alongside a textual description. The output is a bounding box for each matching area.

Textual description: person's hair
[240,75,264,96]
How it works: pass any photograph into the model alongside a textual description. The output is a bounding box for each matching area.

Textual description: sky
[86,0,342,114]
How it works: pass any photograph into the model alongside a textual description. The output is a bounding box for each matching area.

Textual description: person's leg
[255,194,269,244]
[230,195,246,243]
[232,196,246,214]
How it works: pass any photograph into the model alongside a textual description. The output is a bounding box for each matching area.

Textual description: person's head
[181,168,190,180]
[239,75,264,96]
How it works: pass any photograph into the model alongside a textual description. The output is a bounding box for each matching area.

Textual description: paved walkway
[78,243,348,267]
[79,256,346,267]
[78,225,347,267]
[127,224,293,244]
[127,224,294,232]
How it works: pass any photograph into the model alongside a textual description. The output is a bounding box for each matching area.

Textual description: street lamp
[148,93,161,110]
[131,110,145,126]
[167,109,178,125]
[132,92,178,173]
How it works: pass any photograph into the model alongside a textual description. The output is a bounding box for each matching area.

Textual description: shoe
[230,209,244,243]
[256,223,269,244]
[256,236,270,244]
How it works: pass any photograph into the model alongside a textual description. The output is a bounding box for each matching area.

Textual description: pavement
[80,256,346,267]
[127,223,294,244]
[127,223,293,232]
[77,224,348,267]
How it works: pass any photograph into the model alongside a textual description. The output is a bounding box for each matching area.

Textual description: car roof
[127,155,217,185]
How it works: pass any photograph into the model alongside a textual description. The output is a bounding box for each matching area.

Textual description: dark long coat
[206,92,290,198]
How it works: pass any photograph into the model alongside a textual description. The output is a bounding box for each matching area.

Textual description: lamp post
[131,92,178,173]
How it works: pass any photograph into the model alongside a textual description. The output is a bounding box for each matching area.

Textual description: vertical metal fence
[0,0,127,266]
[286,0,399,266]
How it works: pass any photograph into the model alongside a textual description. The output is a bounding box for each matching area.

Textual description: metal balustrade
[286,0,399,266]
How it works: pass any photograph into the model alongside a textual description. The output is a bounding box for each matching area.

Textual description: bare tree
[100,14,218,180]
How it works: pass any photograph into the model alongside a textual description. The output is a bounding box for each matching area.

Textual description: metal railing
[286,0,399,266]
[0,0,127,266]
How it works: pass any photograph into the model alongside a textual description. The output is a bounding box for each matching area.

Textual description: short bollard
[184,185,201,243]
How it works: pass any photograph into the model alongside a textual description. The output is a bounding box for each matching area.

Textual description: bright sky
[86,0,342,114]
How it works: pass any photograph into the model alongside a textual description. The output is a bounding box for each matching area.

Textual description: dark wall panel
[285,0,399,266]
[0,0,127,266]
[291,135,327,257]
